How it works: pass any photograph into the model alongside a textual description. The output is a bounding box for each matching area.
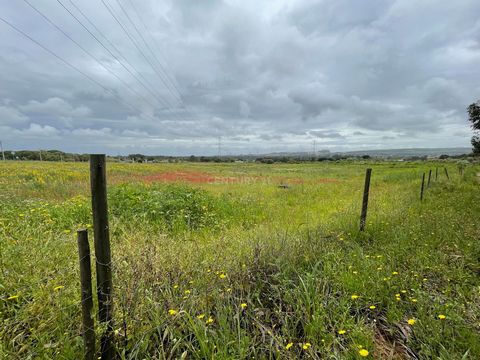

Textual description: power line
[58,0,191,125]
[0,17,109,94]
[0,15,160,124]
[22,0,157,111]
[68,0,195,123]
[67,0,161,102]
[100,0,182,109]
[113,0,182,101]
[55,0,175,114]
[106,0,196,124]
[65,0,164,109]
[125,0,183,96]
[122,0,195,120]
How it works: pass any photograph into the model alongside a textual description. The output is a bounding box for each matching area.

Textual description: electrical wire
[55,0,175,114]
[100,0,181,110]
[113,0,182,102]
[22,0,158,111]
[0,15,166,125]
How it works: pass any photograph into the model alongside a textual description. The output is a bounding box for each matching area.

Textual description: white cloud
[0,106,29,126]
[70,128,112,137]
[11,123,61,138]
[21,97,91,117]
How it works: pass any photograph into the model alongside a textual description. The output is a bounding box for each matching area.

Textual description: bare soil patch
[141,171,238,184]
[137,171,341,185]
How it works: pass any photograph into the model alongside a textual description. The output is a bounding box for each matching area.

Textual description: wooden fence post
[360,168,372,231]
[444,167,449,180]
[77,229,96,360]
[427,169,432,187]
[420,172,426,201]
[90,154,114,359]
[435,167,438,181]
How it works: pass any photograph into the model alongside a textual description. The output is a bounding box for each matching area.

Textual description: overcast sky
[0,0,479,155]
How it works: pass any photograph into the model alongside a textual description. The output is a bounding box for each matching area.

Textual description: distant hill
[257,147,471,159]
[337,147,471,158]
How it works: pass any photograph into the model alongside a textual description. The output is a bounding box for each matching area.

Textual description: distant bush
[255,158,275,164]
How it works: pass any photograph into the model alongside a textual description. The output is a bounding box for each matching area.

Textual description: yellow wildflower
[369,305,376,310]
[407,318,416,325]
[197,314,205,319]
[240,303,247,309]
[338,330,346,335]
[219,274,226,279]
[285,342,293,350]
[168,309,178,316]
[302,342,311,350]
[351,294,359,300]
[359,349,369,357]
[438,314,446,320]
[206,316,214,325]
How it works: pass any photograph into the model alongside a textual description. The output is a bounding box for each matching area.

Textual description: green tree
[467,101,480,155]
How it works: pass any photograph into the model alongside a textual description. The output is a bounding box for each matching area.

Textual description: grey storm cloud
[308,130,345,139]
[0,0,479,155]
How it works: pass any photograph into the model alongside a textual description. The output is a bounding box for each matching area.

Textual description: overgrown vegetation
[1,160,479,359]
[108,184,254,233]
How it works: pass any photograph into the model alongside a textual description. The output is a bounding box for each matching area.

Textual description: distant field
[1,160,479,359]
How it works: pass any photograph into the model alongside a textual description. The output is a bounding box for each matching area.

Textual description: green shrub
[108,184,237,233]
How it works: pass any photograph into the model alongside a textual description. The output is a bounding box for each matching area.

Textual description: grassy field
[1,160,479,359]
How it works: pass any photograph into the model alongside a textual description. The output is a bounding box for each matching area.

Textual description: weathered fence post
[427,169,432,187]
[90,154,114,359]
[435,167,438,181]
[77,229,95,360]
[444,167,449,180]
[420,172,426,201]
[359,168,372,231]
